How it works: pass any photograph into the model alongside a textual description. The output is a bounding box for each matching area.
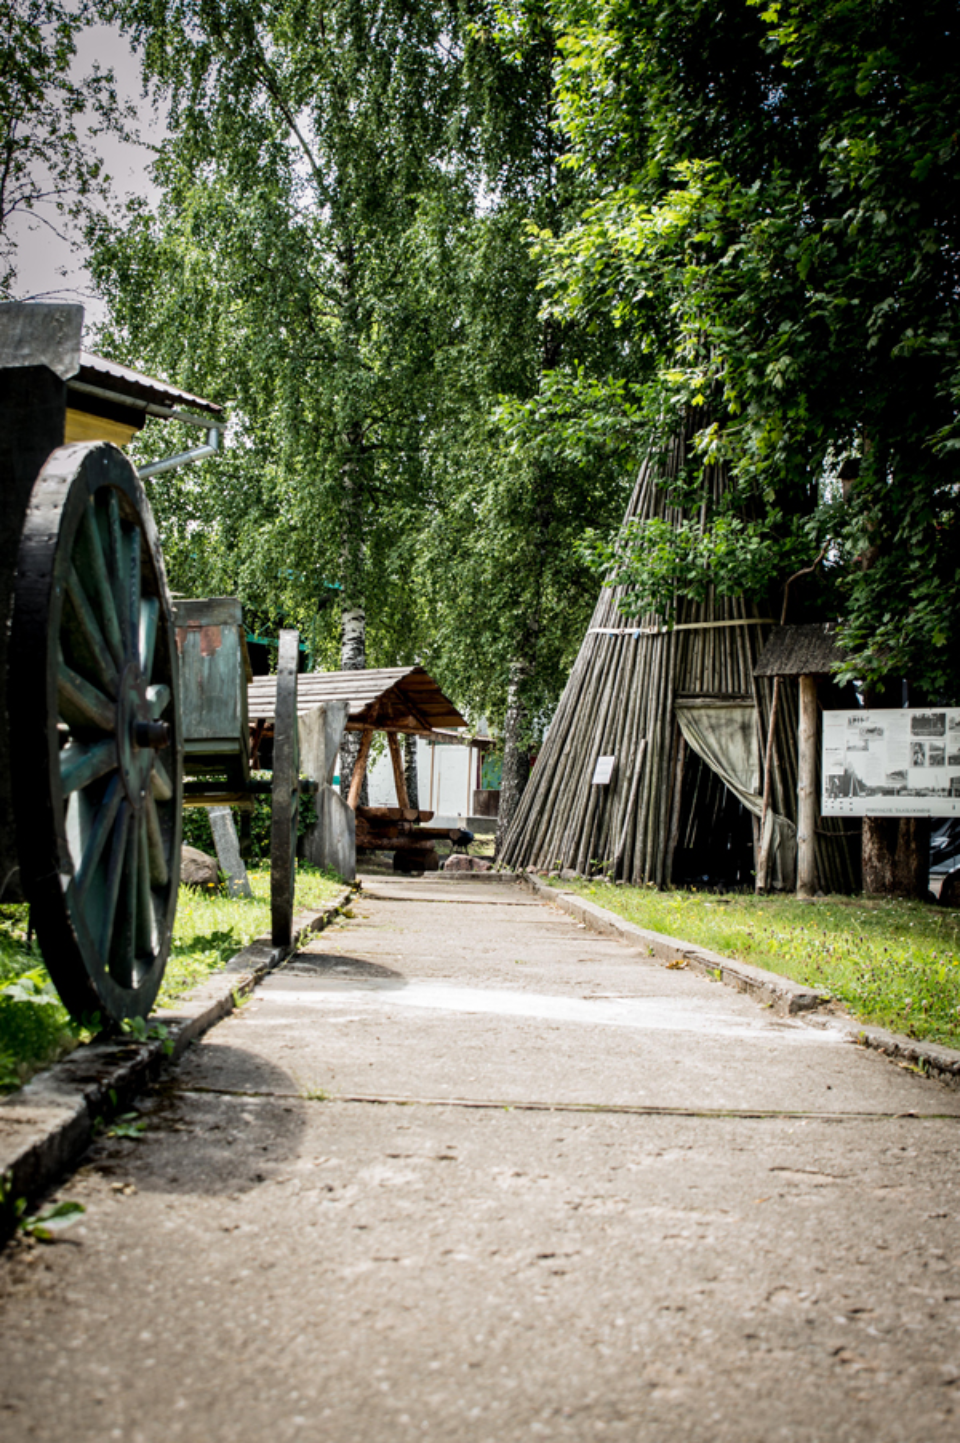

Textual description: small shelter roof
[248,664,468,736]
[69,351,224,420]
[754,624,846,678]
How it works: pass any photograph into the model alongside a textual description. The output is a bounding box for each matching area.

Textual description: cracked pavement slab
[1,874,959,1442]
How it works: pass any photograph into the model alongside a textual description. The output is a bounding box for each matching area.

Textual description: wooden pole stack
[501,432,859,891]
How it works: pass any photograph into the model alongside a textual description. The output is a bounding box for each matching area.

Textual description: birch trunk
[339,606,368,808]
[404,733,420,812]
[495,660,531,859]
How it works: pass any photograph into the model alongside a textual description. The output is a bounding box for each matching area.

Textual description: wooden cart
[174,600,308,951]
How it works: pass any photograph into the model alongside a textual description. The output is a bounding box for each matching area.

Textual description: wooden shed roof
[248,665,467,735]
[754,624,847,677]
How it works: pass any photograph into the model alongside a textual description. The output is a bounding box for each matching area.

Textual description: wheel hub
[117,662,157,810]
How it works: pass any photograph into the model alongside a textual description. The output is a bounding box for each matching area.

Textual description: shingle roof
[248,665,467,734]
[71,351,224,417]
[754,624,847,677]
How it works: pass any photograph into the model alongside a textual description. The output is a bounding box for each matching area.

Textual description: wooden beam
[796,674,818,897]
[347,723,376,811]
[387,730,411,809]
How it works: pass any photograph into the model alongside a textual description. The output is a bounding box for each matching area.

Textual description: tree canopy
[79,0,960,770]
[534,0,960,700]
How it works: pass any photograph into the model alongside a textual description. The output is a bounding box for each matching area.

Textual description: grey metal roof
[248,665,468,734]
[71,351,224,417]
[754,624,847,677]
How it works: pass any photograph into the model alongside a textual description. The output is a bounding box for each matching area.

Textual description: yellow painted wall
[64,408,138,448]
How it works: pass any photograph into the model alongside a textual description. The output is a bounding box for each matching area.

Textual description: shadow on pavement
[278,953,408,987]
[86,1045,309,1197]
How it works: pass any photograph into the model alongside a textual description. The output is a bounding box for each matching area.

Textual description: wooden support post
[756,676,782,892]
[387,730,410,810]
[347,725,375,811]
[796,674,818,897]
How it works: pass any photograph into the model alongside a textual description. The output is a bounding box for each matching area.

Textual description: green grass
[158,864,346,1006]
[0,864,347,1091]
[560,881,960,1049]
[0,905,79,1093]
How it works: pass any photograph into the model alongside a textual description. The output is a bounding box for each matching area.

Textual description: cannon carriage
[1,303,308,1025]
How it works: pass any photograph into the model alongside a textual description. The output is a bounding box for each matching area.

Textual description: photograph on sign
[592,755,616,786]
[822,709,960,817]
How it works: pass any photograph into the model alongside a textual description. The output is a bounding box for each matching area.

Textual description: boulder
[939,868,960,908]
[443,854,493,873]
[181,845,219,890]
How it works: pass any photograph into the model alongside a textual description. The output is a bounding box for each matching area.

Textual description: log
[357,805,419,822]
[356,822,401,847]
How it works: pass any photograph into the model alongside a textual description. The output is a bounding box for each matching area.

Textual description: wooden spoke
[144,791,169,887]
[139,596,159,679]
[107,490,130,655]
[65,564,119,697]
[75,774,124,899]
[146,683,171,719]
[151,756,173,802]
[99,800,130,960]
[109,818,139,989]
[80,503,125,668]
[137,818,157,960]
[128,527,142,657]
[58,657,116,732]
[60,738,118,794]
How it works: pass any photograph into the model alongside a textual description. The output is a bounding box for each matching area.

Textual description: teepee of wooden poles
[501,431,860,892]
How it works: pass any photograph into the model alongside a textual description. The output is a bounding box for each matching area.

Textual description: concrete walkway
[2,875,960,1442]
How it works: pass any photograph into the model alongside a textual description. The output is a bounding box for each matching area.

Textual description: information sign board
[823,708,960,817]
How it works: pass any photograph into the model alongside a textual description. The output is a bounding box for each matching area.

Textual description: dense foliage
[534,0,960,699]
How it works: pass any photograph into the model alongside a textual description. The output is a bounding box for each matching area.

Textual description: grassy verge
[0,864,347,1092]
[157,864,346,1006]
[557,881,960,1050]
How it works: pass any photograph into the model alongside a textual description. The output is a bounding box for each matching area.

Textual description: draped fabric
[674,699,797,890]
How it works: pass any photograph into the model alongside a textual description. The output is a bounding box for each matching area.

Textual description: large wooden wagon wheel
[270,629,300,950]
[10,442,181,1023]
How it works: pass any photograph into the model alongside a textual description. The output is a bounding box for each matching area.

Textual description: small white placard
[592,755,616,786]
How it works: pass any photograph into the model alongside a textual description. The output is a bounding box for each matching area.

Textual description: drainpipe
[139,421,222,477]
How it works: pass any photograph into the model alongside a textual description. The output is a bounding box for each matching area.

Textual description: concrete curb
[518,873,960,1088]
[519,873,827,1016]
[0,883,356,1228]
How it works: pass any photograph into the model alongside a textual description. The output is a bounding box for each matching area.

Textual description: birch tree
[94,0,469,794]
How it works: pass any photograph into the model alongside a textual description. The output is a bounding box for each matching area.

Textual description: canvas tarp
[674,699,797,890]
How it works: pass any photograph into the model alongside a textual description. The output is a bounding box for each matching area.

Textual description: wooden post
[796,674,818,897]
[387,731,410,809]
[347,725,375,811]
[756,676,782,892]
[429,741,435,814]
